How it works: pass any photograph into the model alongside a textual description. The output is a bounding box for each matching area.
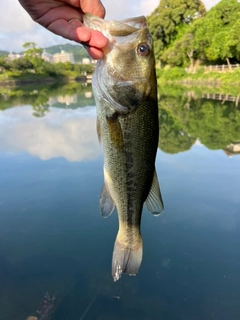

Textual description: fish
[83,14,164,282]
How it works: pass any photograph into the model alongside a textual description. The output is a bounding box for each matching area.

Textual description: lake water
[0,83,240,320]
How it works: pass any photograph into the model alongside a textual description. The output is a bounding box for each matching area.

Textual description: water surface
[0,84,239,320]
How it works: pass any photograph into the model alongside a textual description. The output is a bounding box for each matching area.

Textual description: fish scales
[84,13,164,281]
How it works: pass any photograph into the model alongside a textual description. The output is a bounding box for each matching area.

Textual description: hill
[0,50,8,57]
[0,43,90,63]
[43,43,90,63]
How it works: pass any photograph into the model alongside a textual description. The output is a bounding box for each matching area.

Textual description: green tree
[11,57,34,71]
[0,56,11,70]
[23,42,43,58]
[194,0,240,65]
[147,0,206,60]
[160,18,205,67]
[158,88,240,153]
[158,93,197,153]
[22,42,44,73]
[73,63,95,74]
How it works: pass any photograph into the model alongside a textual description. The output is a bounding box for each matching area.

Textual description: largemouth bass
[84,14,164,281]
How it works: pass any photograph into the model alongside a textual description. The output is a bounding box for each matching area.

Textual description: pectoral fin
[106,115,123,151]
[145,169,164,216]
[100,182,115,218]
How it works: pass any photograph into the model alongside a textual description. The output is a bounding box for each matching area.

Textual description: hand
[18,0,108,59]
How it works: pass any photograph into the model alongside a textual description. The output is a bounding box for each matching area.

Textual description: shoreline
[0,77,59,87]
[0,75,87,87]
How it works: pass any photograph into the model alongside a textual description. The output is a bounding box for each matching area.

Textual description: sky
[0,0,220,53]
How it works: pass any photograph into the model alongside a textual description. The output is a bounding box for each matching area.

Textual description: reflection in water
[0,84,240,320]
[1,85,240,160]
[224,142,240,156]
[0,106,100,161]
[158,89,240,155]
[0,82,95,115]
[54,94,77,105]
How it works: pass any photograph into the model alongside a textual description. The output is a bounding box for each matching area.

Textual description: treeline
[0,42,94,78]
[1,81,240,153]
[158,89,240,153]
[0,82,94,117]
[147,0,240,68]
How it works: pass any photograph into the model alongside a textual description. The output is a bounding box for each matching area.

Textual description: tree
[23,42,43,58]
[147,0,206,60]
[11,57,34,71]
[157,0,240,67]
[157,89,240,153]
[22,42,44,73]
[0,56,11,70]
[194,0,240,65]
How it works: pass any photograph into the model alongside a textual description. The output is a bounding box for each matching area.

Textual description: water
[0,84,240,320]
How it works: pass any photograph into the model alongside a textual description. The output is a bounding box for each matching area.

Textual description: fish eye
[137,43,150,56]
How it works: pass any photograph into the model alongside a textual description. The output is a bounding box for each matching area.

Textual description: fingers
[85,46,105,60]
[76,28,108,48]
[47,19,108,59]
[80,0,106,18]
[76,28,108,59]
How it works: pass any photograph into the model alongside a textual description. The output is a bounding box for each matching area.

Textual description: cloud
[0,106,101,162]
[1,1,34,33]
[204,0,220,10]
[0,0,66,52]
[139,0,159,16]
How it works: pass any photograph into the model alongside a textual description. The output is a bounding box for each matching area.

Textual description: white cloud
[1,0,33,33]
[204,0,220,10]
[139,0,159,16]
[0,106,101,162]
[0,0,220,52]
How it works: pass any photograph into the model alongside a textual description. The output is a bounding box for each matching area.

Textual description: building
[42,50,54,63]
[53,50,75,64]
[7,52,23,61]
[223,142,240,157]
[57,94,77,105]
[82,58,91,65]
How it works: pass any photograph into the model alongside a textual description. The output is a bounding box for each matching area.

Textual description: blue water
[0,92,240,320]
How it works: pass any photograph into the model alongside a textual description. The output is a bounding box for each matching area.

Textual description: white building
[82,58,91,64]
[7,52,23,61]
[42,50,54,63]
[53,50,75,64]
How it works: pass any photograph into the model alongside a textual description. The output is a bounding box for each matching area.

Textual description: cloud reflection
[0,106,101,162]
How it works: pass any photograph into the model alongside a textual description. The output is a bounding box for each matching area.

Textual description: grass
[157,66,240,88]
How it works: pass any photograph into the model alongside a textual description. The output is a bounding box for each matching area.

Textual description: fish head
[83,14,156,114]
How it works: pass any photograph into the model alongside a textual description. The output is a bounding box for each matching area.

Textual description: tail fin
[112,236,143,282]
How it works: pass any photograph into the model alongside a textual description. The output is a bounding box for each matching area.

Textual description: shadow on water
[52,283,149,320]
[52,288,125,320]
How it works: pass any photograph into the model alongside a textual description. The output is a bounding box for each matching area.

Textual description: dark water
[0,84,240,320]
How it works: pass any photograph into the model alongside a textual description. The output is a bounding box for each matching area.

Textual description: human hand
[18,0,108,59]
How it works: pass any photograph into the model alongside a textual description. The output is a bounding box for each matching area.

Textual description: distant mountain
[43,43,90,63]
[0,50,8,57]
[0,43,90,63]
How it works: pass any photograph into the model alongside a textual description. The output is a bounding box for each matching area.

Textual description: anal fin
[145,169,164,216]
